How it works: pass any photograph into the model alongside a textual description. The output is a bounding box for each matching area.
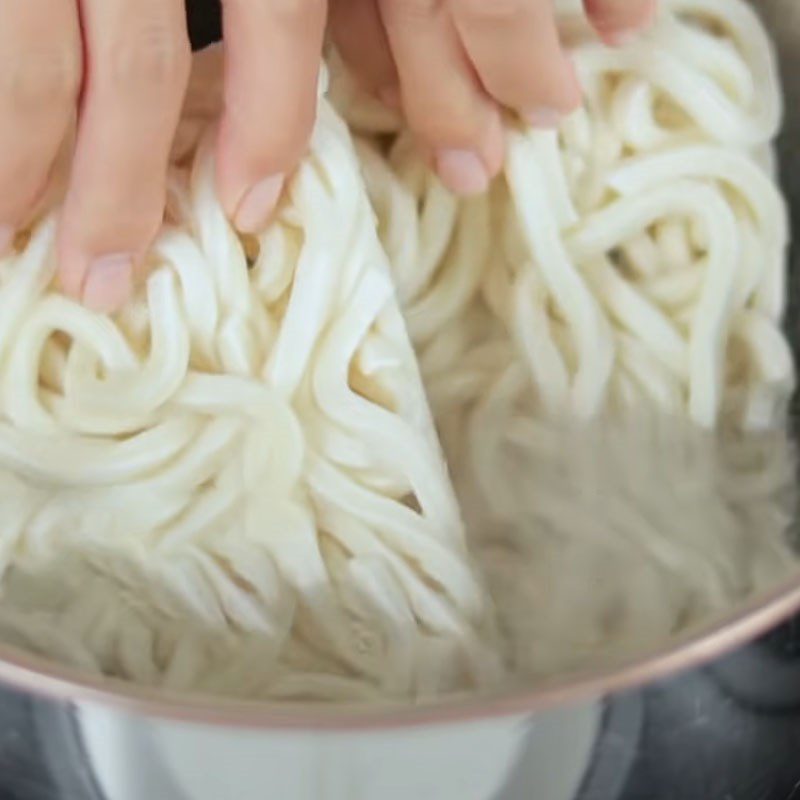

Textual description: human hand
[3,0,325,312]
[330,0,657,194]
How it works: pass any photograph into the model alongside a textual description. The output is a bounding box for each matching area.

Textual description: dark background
[186,0,222,52]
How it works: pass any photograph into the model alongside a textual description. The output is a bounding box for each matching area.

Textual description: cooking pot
[1,1,799,798]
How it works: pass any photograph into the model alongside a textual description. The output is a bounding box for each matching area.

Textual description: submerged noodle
[337,0,799,675]
[0,97,499,701]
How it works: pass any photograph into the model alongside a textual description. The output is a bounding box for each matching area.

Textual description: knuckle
[110,23,190,93]
[4,47,82,111]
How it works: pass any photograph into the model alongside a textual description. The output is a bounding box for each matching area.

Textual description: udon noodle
[339,0,792,430]
[0,93,501,700]
[0,0,794,697]
[335,0,799,674]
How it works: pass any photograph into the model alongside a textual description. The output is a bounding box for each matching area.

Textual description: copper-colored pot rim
[0,570,797,730]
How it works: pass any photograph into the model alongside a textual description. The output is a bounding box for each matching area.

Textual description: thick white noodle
[338,0,791,432]
[0,0,795,694]
[335,0,798,676]
[0,90,500,701]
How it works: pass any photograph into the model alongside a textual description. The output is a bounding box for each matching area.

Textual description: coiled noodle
[0,0,795,695]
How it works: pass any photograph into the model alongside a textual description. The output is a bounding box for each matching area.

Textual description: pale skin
[0,0,656,312]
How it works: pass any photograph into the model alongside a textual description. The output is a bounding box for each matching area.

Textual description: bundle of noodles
[0,71,501,701]
[334,0,800,675]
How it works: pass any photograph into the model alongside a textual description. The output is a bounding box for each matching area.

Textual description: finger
[59,0,191,311]
[379,0,504,195]
[218,0,327,234]
[450,0,581,125]
[172,43,224,162]
[0,0,82,250]
[584,0,657,45]
[329,0,398,103]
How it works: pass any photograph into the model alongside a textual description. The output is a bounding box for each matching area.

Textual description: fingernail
[82,253,133,313]
[434,149,490,196]
[234,174,284,234]
[602,28,639,46]
[0,225,14,256]
[378,86,401,110]
[525,108,563,129]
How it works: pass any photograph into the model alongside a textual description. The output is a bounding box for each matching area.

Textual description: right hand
[330,0,657,194]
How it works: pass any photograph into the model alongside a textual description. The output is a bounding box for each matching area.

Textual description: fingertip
[588,0,658,46]
[215,85,311,232]
[233,173,285,234]
[434,109,505,196]
[56,223,136,312]
[215,133,287,234]
[521,53,582,125]
[602,29,637,46]
[435,149,490,195]
[81,253,134,313]
[525,108,563,128]
[378,85,402,111]
[220,0,323,231]
[56,194,159,310]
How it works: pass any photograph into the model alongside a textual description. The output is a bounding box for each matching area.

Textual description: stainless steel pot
[1,2,799,798]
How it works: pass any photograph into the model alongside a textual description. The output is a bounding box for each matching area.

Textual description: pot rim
[0,571,798,730]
